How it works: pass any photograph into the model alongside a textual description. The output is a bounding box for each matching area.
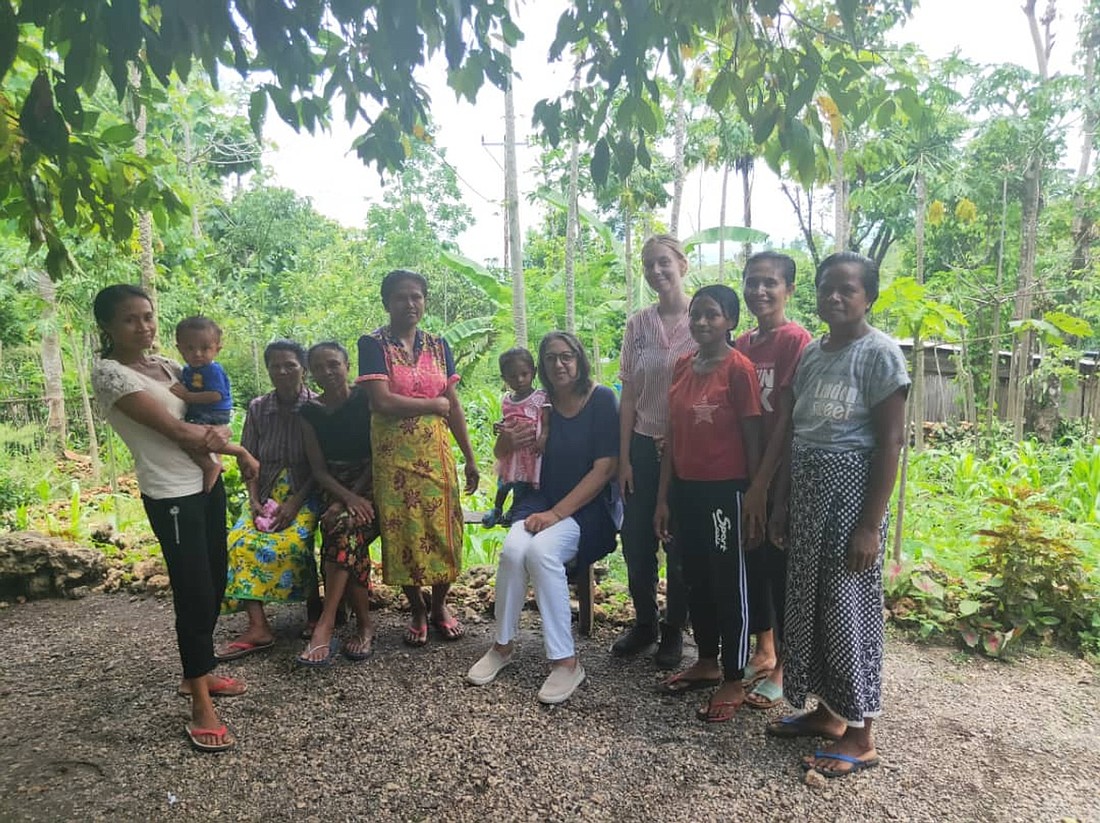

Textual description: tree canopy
[0,0,921,276]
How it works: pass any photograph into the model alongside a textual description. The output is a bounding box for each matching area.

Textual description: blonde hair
[641,234,688,266]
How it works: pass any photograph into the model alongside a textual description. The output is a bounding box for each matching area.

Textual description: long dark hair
[93,284,153,356]
[537,331,592,399]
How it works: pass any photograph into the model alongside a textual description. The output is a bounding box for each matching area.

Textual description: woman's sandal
[433,615,465,641]
[765,714,843,741]
[695,698,744,723]
[177,675,248,698]
[404,622,429,647]
[185,722,235,753]
[744,679,783,710]
[343,635,375,662]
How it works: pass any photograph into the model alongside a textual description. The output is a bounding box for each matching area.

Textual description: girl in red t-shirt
[735,252,812,710]
[654,284,762,722]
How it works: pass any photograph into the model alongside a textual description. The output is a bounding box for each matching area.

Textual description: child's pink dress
[496,389,547,487]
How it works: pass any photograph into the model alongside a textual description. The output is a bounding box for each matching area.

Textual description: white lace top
[92,356,204,499]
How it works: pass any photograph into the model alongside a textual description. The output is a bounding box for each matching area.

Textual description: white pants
[494,518,581,661]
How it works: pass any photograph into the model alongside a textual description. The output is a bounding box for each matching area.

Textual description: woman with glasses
[466,332,620,705]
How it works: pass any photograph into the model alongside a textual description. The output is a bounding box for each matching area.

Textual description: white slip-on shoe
[537,662,586,705]
[466,646,514,685]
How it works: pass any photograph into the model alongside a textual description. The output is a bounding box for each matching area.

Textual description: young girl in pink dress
[483,348,550,527]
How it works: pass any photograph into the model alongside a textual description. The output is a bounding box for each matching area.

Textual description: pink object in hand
[254,499,279,532]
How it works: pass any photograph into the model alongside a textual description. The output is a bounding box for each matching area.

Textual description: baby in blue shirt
[171,316,233,489]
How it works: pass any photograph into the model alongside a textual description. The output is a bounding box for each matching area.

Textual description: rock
[0,531,106,601]
[803,768,828,789]
[145,575,172,594]
[132,558,167,580]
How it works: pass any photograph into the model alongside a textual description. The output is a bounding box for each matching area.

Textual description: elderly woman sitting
[466,332,620,705]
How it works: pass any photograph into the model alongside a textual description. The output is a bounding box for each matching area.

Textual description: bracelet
[550,508,565,521]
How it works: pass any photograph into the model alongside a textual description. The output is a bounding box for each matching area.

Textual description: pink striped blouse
[619,304,697,438]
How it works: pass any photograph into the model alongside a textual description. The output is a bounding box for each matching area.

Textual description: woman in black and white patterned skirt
[765,252,909,779]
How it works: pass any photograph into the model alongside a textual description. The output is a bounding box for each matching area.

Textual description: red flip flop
[215,639,275,661]
[178,675,248,698]
[185,722,235,753]
[433,616,466,641]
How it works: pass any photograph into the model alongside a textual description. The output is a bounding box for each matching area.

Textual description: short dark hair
[175,315,222,342]
[744,251,796,287]
[93,284,153,355]
[690,284,741,338]
[498,347,535,375]
[264,338,307,369]
[380,269,429,309]
[537,331,592,398]
[307,340,349,367]
[815,251,880,303]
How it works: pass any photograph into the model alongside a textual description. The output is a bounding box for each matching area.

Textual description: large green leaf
[438,249,511,306]
[683,226,769,253]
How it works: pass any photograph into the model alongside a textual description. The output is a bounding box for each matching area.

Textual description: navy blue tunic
[512,384,621,568]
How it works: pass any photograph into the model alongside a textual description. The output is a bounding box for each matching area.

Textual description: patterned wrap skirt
[223,470,319,610]
[320,461,380,588]
[782,444,887,728]
[371,412,463,587]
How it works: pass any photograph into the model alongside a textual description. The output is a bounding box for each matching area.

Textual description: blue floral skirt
[222,470,319,610]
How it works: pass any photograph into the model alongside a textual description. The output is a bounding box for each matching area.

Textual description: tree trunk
[912,170,927,452]
[1070,13,1098,283]
[503,44,527,349]
[129,65,157,303]
[71,330,101,477]
[987,177,1009,429]
[35,270,66,453]
[669,80,686,237]
[181,116,202,240]
[564,75,581,336]
[1007,155,1042,441]
[740,159,754,262]
[718,162,729,280]
[833,127,849,252]
[958,339,978,427]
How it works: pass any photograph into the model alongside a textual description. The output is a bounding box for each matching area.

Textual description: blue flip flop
[296,638,338,668]
[802,750,881,777]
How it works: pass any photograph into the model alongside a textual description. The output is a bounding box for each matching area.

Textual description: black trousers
[672,478,748,681]
[746,538,787,640]
[142,479,227,680]
[621,433,687,630]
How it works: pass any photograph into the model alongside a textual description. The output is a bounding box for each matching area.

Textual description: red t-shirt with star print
[668,348,762,481]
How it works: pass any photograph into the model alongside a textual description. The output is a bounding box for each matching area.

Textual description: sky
[261,0,1088,263]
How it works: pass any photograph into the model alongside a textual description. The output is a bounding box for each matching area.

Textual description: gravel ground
[0,593,1097,823]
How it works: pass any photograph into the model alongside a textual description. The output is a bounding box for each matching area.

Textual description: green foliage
[962,489,1098,656]
[894,439,1100,657]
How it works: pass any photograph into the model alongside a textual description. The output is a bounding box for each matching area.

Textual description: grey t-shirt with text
[791,327,910,452]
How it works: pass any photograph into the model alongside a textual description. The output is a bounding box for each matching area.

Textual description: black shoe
[653,622,684,670]
[610,623,658,657]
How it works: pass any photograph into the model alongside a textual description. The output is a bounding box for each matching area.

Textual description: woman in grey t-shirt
[765,252,910,779]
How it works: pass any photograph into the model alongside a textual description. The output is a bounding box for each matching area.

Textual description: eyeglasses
[542,351,577,366]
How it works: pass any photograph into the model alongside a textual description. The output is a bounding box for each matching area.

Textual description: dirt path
[0,594,1096,822]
